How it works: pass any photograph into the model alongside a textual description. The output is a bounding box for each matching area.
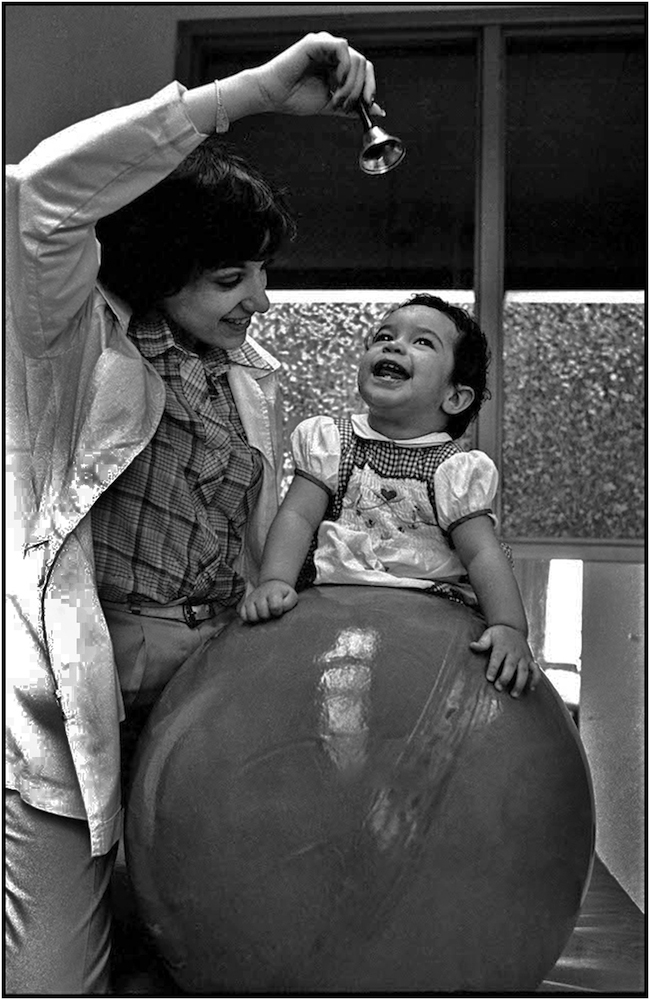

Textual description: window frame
[177,4,645,563]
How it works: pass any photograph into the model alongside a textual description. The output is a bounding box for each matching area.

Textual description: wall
[5,3,437,162]
[580,563,645,910]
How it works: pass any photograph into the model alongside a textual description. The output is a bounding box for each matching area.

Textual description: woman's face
[161,261,270,352]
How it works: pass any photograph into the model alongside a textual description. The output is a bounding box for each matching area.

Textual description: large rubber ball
[126,586,595,994]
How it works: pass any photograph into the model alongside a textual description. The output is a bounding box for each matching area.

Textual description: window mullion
[474,25,505,503]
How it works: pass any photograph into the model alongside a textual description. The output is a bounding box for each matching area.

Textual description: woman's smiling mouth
[222,317,251,329]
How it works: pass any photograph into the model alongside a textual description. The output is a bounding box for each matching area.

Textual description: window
[505,35,645,290]
[181,32,478,289]
[501,293,644,542]
[178,5,645,557]
[179,6,644,721]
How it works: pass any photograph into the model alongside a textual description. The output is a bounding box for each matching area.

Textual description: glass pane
[513,557,582,722]
[501,295,644,540]
[201,41,477,289]
[505,36,645,290]
[249,290,476,485]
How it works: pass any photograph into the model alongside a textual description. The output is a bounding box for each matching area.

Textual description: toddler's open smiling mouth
[372,359,410,381]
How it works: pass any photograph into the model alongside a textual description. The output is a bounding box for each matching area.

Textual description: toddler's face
[358,304,462,435]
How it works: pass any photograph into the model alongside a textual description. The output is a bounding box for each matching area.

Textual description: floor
[110,853,646,996]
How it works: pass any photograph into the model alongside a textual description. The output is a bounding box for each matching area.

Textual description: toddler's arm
[240,474,330,623]
[450,515,541,697]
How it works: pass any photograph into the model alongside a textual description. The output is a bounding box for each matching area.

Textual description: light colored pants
[102,601,235,712]
[5,606,234,994]
[102,602,236,793]
[4,790,117,996]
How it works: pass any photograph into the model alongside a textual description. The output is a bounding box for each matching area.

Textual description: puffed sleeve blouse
[290,415,498,597]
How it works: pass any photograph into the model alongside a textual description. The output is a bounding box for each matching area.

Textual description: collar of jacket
[98,283,280,377]
[97,281,131,332]
[26,286,281,558]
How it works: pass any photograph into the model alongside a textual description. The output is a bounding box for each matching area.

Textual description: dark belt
[121,600,218,629]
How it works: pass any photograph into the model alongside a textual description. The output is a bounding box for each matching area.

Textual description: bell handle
[356,102,374,133]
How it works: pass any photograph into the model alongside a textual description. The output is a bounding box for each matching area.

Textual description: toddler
[241,294,540,697]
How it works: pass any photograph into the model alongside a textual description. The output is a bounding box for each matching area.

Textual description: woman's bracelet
[213,79,230,134]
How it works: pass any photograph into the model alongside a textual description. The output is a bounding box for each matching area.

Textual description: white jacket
[5,83,284,855]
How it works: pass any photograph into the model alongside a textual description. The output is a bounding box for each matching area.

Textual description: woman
[5,32,382,994]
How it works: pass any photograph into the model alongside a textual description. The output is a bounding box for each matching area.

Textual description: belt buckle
[183,603,199,628]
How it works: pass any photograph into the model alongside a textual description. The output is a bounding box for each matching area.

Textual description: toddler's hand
[470,625,541,698]
[239,580,298,624]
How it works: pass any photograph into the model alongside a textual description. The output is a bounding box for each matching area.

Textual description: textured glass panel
[249,293,476,482]
[502,298,644,540]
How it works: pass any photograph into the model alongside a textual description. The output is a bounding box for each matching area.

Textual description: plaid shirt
[91,313,266,607]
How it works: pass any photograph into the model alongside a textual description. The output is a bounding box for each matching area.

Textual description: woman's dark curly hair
[383,293,491,439]
[96,138,296,314]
